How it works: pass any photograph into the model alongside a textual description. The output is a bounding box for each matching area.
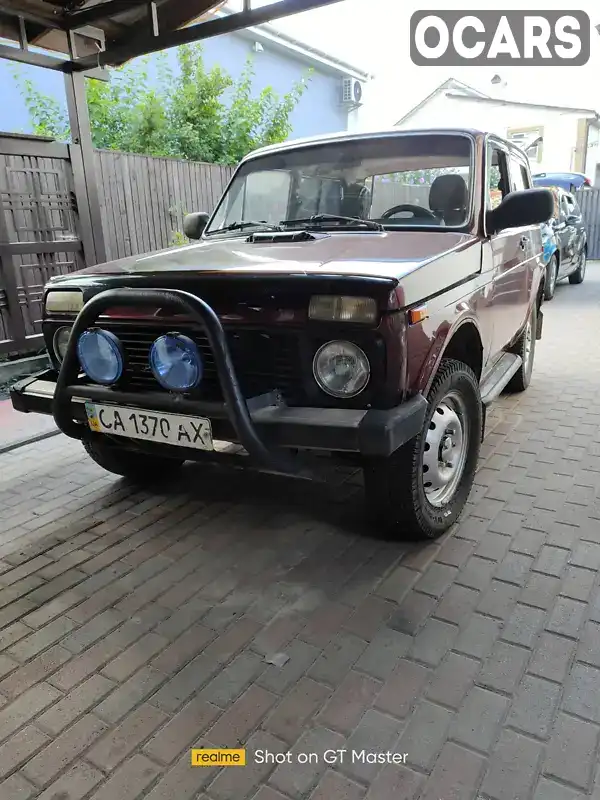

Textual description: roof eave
[225,12,370,79]
[444,91,600,119]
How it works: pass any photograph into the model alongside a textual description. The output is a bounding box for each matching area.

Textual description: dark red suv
[11,128,553,540]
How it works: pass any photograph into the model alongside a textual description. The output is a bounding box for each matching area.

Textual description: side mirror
[183,212,209,240]
[487,189,554,235]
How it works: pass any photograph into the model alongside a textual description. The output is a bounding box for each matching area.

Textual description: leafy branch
[13,46,311,165]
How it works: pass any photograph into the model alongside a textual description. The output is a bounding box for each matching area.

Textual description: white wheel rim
[422,390,469,508]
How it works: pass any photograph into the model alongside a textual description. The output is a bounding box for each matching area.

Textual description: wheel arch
[421,319,484,396]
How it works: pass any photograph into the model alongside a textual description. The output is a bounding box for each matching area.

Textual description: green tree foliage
[13,45,311,165]
[381,168,461,185]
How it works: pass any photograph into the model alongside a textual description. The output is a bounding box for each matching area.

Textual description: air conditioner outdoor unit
[341,77,363,107]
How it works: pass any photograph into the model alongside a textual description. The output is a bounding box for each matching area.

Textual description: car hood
[61,230,475,284]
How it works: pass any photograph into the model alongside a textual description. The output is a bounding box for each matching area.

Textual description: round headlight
[313,340,370,398]
[150,333,202,392]
[77,329,124,385]
[53,326,72,362]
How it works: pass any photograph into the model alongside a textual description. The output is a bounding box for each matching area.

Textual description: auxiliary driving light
[150,333,202,391]
[77,328,124,385]
[313,340,370,398]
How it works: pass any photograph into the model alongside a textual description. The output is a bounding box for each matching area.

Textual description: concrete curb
[0,354,50,385]
[0,428,61,456]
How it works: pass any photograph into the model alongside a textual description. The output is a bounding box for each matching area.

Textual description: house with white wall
[395,79,600,186]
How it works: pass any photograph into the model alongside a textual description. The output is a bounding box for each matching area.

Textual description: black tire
[83,435,184,482]
[544,254,558,300]
[506,303,536,393]
[569,247,586,284]
[363,359,482,541]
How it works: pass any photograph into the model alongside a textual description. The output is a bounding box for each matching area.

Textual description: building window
[507,127,543,163]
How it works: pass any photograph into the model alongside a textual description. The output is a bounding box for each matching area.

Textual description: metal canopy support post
[64,71,106,266]
[64,33,106,267]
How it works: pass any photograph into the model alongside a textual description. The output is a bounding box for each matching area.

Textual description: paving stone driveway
[1,264,600,800]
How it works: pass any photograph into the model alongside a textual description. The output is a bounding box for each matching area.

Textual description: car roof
[240,127,491,163]
[533,171,586,178]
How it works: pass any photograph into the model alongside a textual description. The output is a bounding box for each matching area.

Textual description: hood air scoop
[245,230,323,244]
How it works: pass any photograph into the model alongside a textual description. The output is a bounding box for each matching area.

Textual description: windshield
[205,133,474,236]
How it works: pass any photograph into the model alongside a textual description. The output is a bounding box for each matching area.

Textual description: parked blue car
[533,172,592,192]
[538,185,588,300]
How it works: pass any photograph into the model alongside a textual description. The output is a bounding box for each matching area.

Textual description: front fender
[418,315,483,396]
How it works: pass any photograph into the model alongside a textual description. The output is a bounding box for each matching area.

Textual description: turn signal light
[408,306,429,325]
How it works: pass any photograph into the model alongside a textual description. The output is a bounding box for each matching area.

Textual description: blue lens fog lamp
[150,333,203,391]
[77,329,124,385]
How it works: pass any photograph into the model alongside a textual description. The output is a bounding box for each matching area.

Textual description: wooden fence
[95,150,234,262]
[1,144,233,356]
[3,139,599,359]
[578,188,600,260]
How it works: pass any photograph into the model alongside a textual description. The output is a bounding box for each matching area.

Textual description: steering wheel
[381,204,438,220]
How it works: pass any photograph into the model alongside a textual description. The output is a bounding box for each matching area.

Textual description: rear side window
[487,145,510,210]
[508,156,530,192]
[565,194,580,216]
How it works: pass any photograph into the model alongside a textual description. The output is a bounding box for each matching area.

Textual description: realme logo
[191,749,246,767]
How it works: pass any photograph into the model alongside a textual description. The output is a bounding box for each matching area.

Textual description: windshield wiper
[280,214,383,231]
[209,220,282,234]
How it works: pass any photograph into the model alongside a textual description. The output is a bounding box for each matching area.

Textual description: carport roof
[0,0,345,72]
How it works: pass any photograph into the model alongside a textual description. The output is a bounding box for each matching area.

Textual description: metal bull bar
[52,287,305,476]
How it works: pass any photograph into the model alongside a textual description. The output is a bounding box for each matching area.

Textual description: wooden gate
[578,187,600,260]
[0,133,91,356]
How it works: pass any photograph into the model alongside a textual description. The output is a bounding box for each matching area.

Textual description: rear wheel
[363,359,482,541]
[83,436,184,482]
[506,303,536,393]
[569,247,586,284]
[544,254,558,300]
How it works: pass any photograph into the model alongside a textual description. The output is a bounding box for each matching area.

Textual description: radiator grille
[101,323,302,402]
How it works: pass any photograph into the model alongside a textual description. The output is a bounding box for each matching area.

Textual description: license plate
[85,402,213,451]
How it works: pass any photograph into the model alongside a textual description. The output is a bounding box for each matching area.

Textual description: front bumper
[13,288,427,473]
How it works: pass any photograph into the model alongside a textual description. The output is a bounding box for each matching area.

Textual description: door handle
[519,236,528,250]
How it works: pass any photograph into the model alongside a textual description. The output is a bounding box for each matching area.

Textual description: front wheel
[83,436,185,482]
[363,359,482,541]
[569,247,586,284]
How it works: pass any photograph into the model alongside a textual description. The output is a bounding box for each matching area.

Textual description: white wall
[585,124,600,184]
[396,92,584,174]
